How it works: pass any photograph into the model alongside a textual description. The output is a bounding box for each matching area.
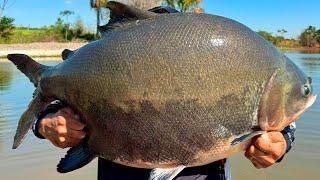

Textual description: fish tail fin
[7,54,48,87]
[12,92,46,149]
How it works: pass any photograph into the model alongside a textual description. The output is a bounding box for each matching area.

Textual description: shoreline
[279,47,320,53]
[0,42,87,60]
[1,42,320,61]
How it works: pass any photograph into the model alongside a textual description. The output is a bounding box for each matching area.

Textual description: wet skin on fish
[7,1,316,176]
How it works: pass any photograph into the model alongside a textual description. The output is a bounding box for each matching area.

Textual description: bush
[79,33,97,41]
[0,16,15,38]
[299,26,319,47]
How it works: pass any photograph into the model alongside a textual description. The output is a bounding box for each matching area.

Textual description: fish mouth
[306,93,317,109]
[284,93,317,127]
[259,92,317,131]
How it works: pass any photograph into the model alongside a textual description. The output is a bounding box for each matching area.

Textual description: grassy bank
[0,27,59,44]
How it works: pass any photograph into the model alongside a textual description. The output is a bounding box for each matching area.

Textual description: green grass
[0,27,62,44]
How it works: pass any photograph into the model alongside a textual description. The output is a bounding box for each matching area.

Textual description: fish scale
[8,2,316,179]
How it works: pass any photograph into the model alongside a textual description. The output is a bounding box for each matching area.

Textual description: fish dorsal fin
[7,54,48,87]
[99,1,157,34]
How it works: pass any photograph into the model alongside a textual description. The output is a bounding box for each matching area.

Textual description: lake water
[0,52,319,180]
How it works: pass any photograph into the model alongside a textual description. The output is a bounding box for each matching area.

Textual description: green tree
[52,17,65,40]
[162,0,203,12]
[59,10,74,41]
[299,26,318,47]
[73,17,85,37]
[257,31,276,44]
[316,29,320,44]
[0,16,14,38]
[257,30,286,46]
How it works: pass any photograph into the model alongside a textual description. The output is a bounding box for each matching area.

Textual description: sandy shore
[0,42,87,59]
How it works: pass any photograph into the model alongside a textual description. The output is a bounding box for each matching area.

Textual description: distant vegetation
[257,30,299,48]
[0,10,96,44]
[1,0,320,50]
[257,26,320,49]
[162,0,203,12]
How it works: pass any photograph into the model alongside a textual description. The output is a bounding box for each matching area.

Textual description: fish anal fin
[149,166,185,180]
[57,143,96,173]
[12,92,45,149]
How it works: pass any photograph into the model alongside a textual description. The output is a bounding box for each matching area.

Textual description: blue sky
[4,0,320,38]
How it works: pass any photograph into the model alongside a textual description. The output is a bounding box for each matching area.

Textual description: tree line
[257,26,320,48]
[0,11,96,43]
[1,0,320,47]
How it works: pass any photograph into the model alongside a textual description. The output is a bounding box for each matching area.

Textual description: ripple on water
[0,55,320,180]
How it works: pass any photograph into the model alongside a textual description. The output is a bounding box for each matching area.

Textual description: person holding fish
[6,2,313,180]
[32,6,297,179]
[33,102,295,180]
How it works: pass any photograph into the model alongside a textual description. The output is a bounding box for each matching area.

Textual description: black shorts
[98,158,226,180]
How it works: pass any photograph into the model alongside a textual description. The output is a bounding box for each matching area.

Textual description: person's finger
[48,137,65,148]
[267,131,286,143]
[245,145,268,158]
[253,135,277,154]
[66,128,86,139]
[251,156,274,168]
[251,158,264,169]
[56,126,67,136]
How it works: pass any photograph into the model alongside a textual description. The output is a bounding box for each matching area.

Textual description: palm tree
[162,0,203,12]
[277,29,287,37]
[60,10,74,40]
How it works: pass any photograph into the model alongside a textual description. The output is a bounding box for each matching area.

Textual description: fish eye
[302,84,311,97]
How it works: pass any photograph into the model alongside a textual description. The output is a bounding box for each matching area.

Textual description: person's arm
[244,123,296,169]
[32,100,86,148]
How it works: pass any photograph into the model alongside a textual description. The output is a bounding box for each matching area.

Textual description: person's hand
[244,132,287,169]
[38,108,86,148]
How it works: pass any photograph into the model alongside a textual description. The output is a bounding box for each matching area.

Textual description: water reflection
[283,49,320,54]
[0,56,319,180]
[0,64,13,92]
[0,115,5,151]
[301,58,320,71]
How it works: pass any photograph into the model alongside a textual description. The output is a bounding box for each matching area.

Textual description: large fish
[8,1,316,179]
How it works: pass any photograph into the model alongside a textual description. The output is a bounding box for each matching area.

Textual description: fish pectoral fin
[13,92,45,149]
[98,1,157,35]
[61,49,76,60]
[231,131,266,146]
[149,166,186,180]
[57,143,96,173]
